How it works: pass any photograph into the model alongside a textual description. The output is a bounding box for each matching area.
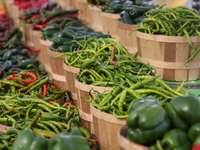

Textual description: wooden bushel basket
[63,63,80,107]
[64,0,77,10]
[91,105,126,150]
[77,0,91,27]
[88,5,103,32]
[118,125,149,150]
[32,30,43,63]
[101,12,120,41]
[75,79,112,134]
[136,31,200,81]
[117,21,138,56]
[47,49,66,89]
[11,4,20,27]
[39,39,52,75]
[0,124,12,133]
[22,23,35,47]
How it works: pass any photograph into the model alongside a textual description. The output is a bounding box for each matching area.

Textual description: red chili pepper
[21,15,30,20]
[0,38,6,42]
[63,102,73,107]
[7,77,16,81]
[32,14,41,20]
[110,61,119,66]
[192,144,200,150]
[85,138,98,142]
[0,71,2,76]
[48,101,56,104]
[42,84,47,96]
[47,81,61,89]
[21,42,41,52]
[32,24,47,30]
[13,71,37,83]
[111,45,115,61]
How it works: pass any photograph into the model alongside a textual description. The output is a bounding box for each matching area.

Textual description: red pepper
[63,102,73,107]
[21,15,30,20]
[20,42,41,52]
[192,144,200,150]
[13,71,37,83]
[32,24,47,30]
[0,38,6,42]
[7,77,16,81]
[48,101,56,104]
[109,45,119,66]
[42,84,47,96]
[0,71,2,76]
[31,14,41,20]
[47,81,61,89]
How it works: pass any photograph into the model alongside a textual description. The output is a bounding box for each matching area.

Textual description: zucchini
[123,5,153,14]
[135,0,143,6]
[52,37,71,45]
[61,29,77,39]
[18,59,39,69]
[43,30,60,37]
[57,45,71,52]
[74,35,91,40]
[9,59,18,65]
[50,43,59,51]
[123,12,133,24]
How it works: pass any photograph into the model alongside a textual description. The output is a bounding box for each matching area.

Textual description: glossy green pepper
[188,122,200,141]
[193,134,200,147]
[128,96,160,113]
[165,95,200,131]
[29,136,48,150]
[159,129,192,150]
[11,129,35,150]
[48,128,90,150]
[126,102,170,145]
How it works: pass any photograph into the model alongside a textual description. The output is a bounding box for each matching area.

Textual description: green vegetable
[126,101,170,145]
[18,59,39,69]
[158,129,192,150]
[61,29,77,39]
[188,122,200,141]
[165,95,200,131]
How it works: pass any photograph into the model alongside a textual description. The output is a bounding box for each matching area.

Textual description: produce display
[83,75,186,118]
[130,6,200,65]
[126,95,200,150]
[50,26,111,52]
[119,1,158,24]
[1,1,200,150]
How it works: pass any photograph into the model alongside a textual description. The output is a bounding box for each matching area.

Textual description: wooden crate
[136,31,200,81]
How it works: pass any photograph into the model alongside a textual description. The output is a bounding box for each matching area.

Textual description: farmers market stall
[0,0,200,150]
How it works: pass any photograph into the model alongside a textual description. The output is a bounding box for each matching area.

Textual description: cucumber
[18,59,39,69]
[57,45,71,52]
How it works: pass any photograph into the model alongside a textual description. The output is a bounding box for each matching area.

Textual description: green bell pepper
[159,129,192,150]
[128,96,160,113]
[29,136,48,150]
[11,129,35,150]
[193,134,200,147]
[165,95,200,131]
[188,122,200,141]
[126,102,170,145]
[48,128,90,150]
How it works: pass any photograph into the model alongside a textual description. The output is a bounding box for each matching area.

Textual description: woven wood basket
[117,21,138,56]
[77,0,92,27]
[39,39,52,75]
[88,5,103,32]
[63,63,80,107]
[0,124,12,133]
[64,0,77,9]
[91,104,126,150]
[101,12,120,41]
[118,125,149,150]
[47,49,66,89]
[32,30,42,63]
[75,79,112,134]
[136,31,200,81]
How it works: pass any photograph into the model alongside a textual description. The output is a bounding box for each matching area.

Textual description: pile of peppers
[54,37,134,68]
[126,95,200,150]
[20,6,79,30]
[130,6,200,65]
[83,74,186,118]
[49,26,111,52]
[0,109,96,149]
